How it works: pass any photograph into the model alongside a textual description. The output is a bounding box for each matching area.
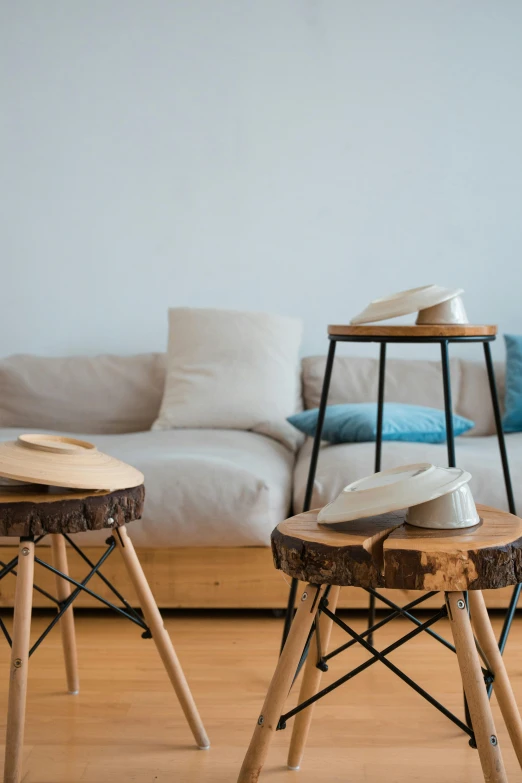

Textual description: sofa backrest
[301,355,505,437]
[0,353,166,434]
[457,359,505,436]
[0,352,505,438]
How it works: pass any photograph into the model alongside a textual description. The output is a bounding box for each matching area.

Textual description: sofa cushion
[457,359,505,436]
[293,434,522,514]
[0,354,166,434]
[0,428,294,547]
[302,355,462,412]
[153,308,303,450]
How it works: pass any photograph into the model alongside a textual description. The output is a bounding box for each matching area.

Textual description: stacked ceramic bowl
[350,284,468,326]
[318,463,480,530]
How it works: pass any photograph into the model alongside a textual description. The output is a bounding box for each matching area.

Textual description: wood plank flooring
[0,607,520,782]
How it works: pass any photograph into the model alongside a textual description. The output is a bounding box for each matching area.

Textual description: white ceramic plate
[350,285,464,325]
[317,463,472,524]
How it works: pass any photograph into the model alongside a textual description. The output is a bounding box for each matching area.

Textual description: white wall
[2,0,522,361]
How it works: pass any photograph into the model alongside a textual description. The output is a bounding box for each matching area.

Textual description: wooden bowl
[0,434,144,491]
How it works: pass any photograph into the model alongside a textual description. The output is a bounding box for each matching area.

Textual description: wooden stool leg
[447,592,508,783]
[4,539,35,783]
[469,590,522,767]
[50,534,79,695]
[113,525,210,749]
[287,585,340,770]
[238,584,326,783]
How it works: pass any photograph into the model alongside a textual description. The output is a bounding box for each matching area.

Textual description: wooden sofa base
[0,545,517,610]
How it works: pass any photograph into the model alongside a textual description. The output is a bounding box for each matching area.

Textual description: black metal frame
[0,531,152,655]
[280,330,517,733]
[277,591,495,748]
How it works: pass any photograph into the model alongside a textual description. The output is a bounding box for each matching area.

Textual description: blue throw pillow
[503,334,522,433]
[288,402,474,444]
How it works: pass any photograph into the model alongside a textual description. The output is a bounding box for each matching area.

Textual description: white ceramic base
[416,295,468,325]
[350,285,464,325]
[318,464,472,524]
[406,484,480,529]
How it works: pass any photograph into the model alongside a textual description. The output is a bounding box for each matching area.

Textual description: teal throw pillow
[503,334,522,433]
[288,402,474,444]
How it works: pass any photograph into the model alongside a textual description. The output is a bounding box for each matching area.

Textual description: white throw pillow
[152,308,303,449]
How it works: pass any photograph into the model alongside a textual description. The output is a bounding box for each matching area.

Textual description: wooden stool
[239,506,522,782]
[0,485,209,783]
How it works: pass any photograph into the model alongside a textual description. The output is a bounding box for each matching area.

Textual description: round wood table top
[0,484,145,537]
[271,505,522,592]
[327,324,497,338]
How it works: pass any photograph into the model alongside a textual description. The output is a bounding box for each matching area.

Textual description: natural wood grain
[447,592,508,782]
[238,585,325,783]
[17,434,96,456]
[3,540,34,783]
[328,324,497,337]
[0,610,521,782]
[383,505,522,591]
[0,544,517,609]
[287,585,341,770]
[50,535,79,694]
[114,525,210,750]
[0,435,144,490]
[272,506,522,591]
[469,591,522,768]
[0,485,145,536]
[272,510,407,587]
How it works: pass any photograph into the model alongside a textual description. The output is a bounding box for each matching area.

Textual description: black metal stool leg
[367,342,387,645]
[498,584,522,656]
[483,341,518,659]
[483,342,516,514]
[440,341,474,730]
[374,343,387,473]
[440,340,456,469]
[280,339,337,652]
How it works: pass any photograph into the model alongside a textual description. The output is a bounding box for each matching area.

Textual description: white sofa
[0,351,518,609]
[0,354,294,549]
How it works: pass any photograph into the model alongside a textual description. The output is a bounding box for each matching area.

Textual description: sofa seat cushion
[294,434,522,514]
[0,429,294,547]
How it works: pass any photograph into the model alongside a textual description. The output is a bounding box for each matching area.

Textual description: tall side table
[281,323,518,653]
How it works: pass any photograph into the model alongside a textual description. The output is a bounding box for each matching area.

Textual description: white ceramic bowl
[406,483,479,529]
[416,295,469,325]
[317,463,472,524]
[350,285,464,325]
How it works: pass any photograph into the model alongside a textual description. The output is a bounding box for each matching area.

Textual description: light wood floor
[0,607,521,782]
